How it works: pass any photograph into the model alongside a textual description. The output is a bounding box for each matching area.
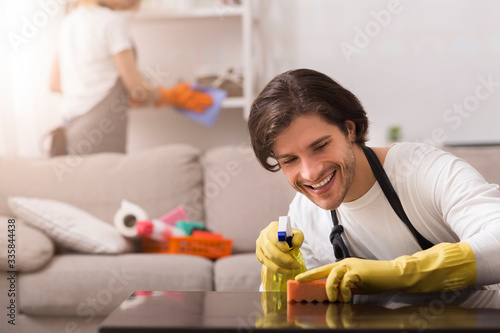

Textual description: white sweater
[289,142,500,287]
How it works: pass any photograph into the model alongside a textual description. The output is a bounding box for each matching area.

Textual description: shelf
[128,0,255,118]
[131,5,244,21]
[222,97,245,109]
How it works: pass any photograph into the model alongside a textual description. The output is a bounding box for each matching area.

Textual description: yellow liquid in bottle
[273,250,307,292]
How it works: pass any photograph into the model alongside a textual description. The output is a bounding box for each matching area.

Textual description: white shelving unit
[130,0,255,119]
[133,5,245,20]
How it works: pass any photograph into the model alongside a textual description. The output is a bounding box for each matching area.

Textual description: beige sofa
[0,144,296,333]
[1,143,499,333]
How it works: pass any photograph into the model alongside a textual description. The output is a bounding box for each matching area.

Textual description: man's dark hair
[248,68,369,172]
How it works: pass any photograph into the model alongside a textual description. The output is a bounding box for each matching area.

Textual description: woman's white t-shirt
[58,5,132,120]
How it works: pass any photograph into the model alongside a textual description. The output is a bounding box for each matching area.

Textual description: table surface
[99,289,500,332]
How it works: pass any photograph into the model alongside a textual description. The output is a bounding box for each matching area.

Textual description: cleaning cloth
[176,84,227,127]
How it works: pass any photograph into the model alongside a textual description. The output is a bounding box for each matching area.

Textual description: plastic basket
[142,236,233,259]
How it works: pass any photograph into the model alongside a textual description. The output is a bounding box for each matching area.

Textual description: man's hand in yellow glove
[295,242,477,302]
[256,221,304,275]
[157,83,213,113]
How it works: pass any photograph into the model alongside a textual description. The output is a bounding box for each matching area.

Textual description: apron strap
[330,145,434,261]
[362,146,434,250]
[329,210,350,261]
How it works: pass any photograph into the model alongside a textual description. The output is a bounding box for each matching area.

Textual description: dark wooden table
[99,289,500,332]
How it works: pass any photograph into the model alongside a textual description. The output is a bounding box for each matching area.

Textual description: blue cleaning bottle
[273,216,307,292]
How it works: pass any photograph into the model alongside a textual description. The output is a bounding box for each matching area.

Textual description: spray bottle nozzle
[278,216,293,248]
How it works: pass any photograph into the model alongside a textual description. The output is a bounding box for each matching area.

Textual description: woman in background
[49,0,212,156]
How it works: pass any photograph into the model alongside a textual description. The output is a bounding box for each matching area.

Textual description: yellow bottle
[273,216,307,292]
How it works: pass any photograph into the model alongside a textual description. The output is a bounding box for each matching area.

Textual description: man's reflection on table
[257,289,500,329]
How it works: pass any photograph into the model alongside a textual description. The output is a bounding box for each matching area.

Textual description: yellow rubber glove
[156,83,213,112]
[256,221,304,275]
[295,242,477,302]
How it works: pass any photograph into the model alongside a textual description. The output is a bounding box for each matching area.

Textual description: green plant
[388,126,402,143]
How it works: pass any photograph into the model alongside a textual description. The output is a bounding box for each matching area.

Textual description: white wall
[257,0,500,146]
[128,0,500,152]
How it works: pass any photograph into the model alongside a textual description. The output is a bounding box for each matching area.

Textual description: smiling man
[249,69,500,302]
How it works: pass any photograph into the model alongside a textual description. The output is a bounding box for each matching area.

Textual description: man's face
[272,114,356,210]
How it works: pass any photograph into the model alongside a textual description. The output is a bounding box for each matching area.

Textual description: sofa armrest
[0,216,54,273]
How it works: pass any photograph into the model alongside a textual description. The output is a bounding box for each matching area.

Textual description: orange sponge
[287,280,328,303]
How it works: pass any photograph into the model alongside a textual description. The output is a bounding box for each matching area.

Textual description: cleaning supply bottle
[273,216,307,292]
[136,219,186,242]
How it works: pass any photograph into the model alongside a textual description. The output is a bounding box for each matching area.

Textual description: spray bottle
[273,216,307,292]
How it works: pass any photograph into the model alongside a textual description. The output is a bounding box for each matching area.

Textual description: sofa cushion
[442,145,500,186]
[0,216,54,272]
[19,253,213,316]
[203,145,296,253]
[214,253,262,291]
[8,197,134,254]
[0,144,204,225]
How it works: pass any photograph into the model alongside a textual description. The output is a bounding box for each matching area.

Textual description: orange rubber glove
[156,83,212,113]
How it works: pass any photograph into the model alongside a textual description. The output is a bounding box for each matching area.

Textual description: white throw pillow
[8,197,134,254]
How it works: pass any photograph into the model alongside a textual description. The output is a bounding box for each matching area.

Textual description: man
[249,68,500,302]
